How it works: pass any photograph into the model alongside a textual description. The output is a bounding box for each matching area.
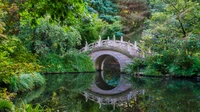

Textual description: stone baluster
[142,52,145,58]
[134,96,137,101]
[120,36,123,48]
[134,41,137,48]
[107,36,110,40]
[134,41,139,51]
[142,89,145,95]
[148,48,152,54]
[111,98,117,110]
[84,41,88,51]
[120,36,123,42]
[98,36,102,47]
[107,36,110,45]
[83,92,89,102]
[97,97,102,108]
[113,35,116,46]
[127,40,130,53]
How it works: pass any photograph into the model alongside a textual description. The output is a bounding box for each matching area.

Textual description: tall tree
[0,0,6,39]
[118,0,150,41]
[20,0,87,26]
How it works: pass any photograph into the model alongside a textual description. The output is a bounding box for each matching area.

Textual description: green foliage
[85,0,119,23]
[78,14,107,44]
[18,17,81,55]
[0,0,6,39]
[118,0,150,41]
[125,0,200,76]
[0,88,14,111]
[15,103,45,112]
[124,58,145,75]
[0,37,41,84]
[9,73,45,93]
[85,0,124,40]
[30,73,94,111]
[18,15,95,73]
[20,0,87,26]
[2,1,20,36]
[102,21,124,39]
[39,50,94,73]
[63,50,94,72]
[0,99,14,112]
[144,0,200,38]
[127,77,200,112]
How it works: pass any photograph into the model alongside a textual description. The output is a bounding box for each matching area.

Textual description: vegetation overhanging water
[0,0,200,111]
[13,72,200,112]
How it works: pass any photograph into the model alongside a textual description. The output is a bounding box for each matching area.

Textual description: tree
[20,0,87,26]
[0,0,6,39]
[126,0,200,76]
[84,0,124,39]
[118,0,150,41]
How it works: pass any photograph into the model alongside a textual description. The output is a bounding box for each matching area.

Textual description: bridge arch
[90,50,132,71]
[80,36,141,71]
[94,54,120,71]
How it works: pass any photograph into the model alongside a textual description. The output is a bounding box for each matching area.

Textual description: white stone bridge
[80,36,141,71]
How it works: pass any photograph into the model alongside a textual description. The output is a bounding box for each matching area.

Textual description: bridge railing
[79,36,140,56]
[82,89,145,109]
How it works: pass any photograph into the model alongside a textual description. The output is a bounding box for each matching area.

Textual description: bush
[15,103,45,112]
[39,50,94,73]
[0,99,14,112]
[9,73,45,92]
[0,37,41,84]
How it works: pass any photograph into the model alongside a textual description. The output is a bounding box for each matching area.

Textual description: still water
[14,72,200,112]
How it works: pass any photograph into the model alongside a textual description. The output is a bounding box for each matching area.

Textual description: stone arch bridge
[80,36,141,71]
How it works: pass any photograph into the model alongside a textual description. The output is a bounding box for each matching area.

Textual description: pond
[14,72,200,112]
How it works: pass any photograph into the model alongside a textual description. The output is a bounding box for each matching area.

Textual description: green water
[14,73,200,112]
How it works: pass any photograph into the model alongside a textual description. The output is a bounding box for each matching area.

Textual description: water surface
[14,73,200,112]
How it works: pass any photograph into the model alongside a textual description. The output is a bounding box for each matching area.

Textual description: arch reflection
[95,71,120,90]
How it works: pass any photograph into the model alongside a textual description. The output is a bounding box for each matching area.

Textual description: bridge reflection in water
[80,39,144,109]
[82,71,145,109]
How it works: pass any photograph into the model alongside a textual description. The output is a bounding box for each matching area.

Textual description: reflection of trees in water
[100,55,121,87]
[103,70,120,87]
[29,73,95,111]
[13,84,45,107]
[124,77,200,112]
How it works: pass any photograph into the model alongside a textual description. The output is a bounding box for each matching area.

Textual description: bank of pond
[0,72,199,112]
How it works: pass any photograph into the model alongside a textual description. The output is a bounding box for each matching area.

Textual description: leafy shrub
[0,37,41,84]
[125,37,200,76]
[124,58,145,75]
[39,50,94,73]
[18,17,81,56]
[63,50,94,72]
[15,103,46,112]
[0,99,14,112]
[9,73,45,92]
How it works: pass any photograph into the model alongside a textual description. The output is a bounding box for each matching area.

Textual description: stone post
[127,40,130,53]
[113,35,116,46]
[148,48,152,54]
[98,36,102,46]
[120,36,123,42]
[134,41,139,50]
[84,41,88,51]
[107,36,110,40]
[113,35,116,41]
